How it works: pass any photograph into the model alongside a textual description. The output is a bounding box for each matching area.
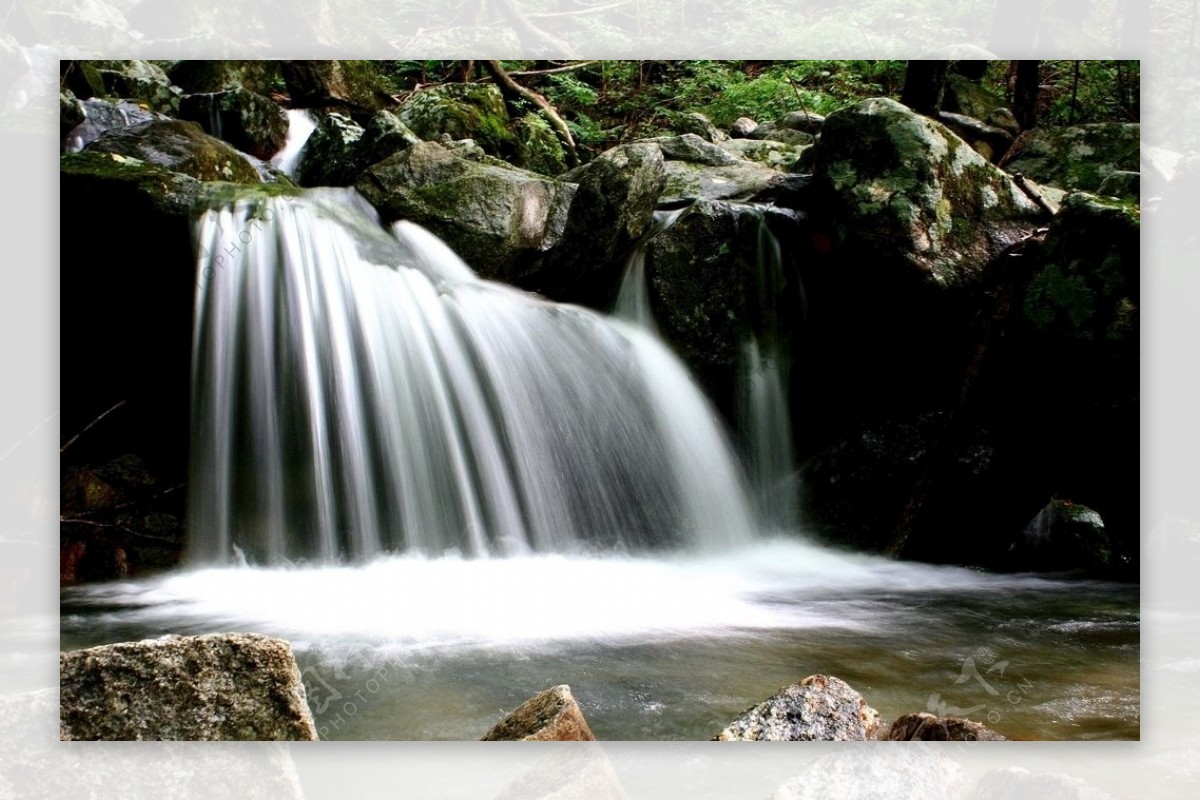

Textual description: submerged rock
[886,711,1006,740]
[714,674,881,741]
[1002,123,1141,193]
[481,685,596,741]
[59,634,318,740]
[179,87,289,160]
[812,97,1043,288]
[356,140,575,282]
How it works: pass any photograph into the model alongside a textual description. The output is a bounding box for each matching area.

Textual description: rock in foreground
[481,684,596,741]
[60,634,318,741]
[715,674,881,741]
[886,711,1006,741]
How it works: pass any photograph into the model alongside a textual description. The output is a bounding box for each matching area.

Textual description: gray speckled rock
[1002,123,1141,193]
[651,133,740,166]
[715,674,881,741]
[59,633,318,741]
[481,685,596,741]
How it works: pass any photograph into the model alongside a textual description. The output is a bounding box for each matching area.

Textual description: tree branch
[60,400,127,454]
[481,60,579,168]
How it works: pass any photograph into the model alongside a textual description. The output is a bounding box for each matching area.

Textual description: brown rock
[886,711,1006,741]
[60,634,318,741]
[481,684,596,741]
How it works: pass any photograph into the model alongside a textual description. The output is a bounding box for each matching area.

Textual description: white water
[188,190,754,564]
[269,109,318,179]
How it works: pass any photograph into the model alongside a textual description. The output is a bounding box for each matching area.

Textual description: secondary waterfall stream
[60,188,1138,741]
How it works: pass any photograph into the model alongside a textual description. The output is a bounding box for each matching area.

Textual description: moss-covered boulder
[1022,192,1139,344]
[660,158,783,205]
[296,112,365,186]
[63,60,180,114]
[84,119,263,184]
[539,142,665,305]
[179,87,288,160]
[1002,123,1141,193]
[514,112,568,176]
[355,141,575,282]
[943,73,1007,123]
[280,60,394,111]
[718,138,810,171]
[813,97,1043,288]
[397,83,517,163]
[167,60,282,95]
[1096,170,1140,201]
[1008,499,1119,575]
[747,123,815,147]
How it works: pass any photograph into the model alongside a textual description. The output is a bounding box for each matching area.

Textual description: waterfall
[614,208,685,330]
[187,190,754,564]
[738,212,801,531]
[270,109,318,180]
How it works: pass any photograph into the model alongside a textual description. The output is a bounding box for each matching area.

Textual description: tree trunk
[1012,60,1041,130]
[900,60,950,116]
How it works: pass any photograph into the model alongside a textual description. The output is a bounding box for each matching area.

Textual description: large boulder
[812,97,1043,288]
[167,60,282,95]
[84,119,263,184]
[355,141,575,282]
[62,59,180,114]
[660,159,783,205]
[1009,499,1118,575]
[715,674,881,741]
[481,685,596,741]
[280,60,394,111]
[886,711,1006,741]
[1002,123,1141,193]
[179,87,289,160]
[397,83,518,163]
[539,141,665,305]
[718,138,810,171]
[297,110,421,187]
[59,634,319,740]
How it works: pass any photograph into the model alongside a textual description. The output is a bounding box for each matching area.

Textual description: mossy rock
[281,60,394,111]
[60,90,86,139]
[64,60,180,114]
[1003,123,1141,193]
[398,83,518,162]
[675,112,727,143]
[515,112,568,176]
[179,88,289,160]
[167,60,283,95]
[83,119,263,184]
[942,74,1006,122]
[813,97,1043,288]
[1023,192,1139,344]
[296,112,365,186]
[719,139,810,171]
[355,141,575,282]
[660,159,782,205]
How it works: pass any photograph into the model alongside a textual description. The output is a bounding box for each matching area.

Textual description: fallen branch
[60,400,127,454]
[1011,172,1057,217]
[481,60,579,168]
[60,517,179,545]
[507,60,601,77]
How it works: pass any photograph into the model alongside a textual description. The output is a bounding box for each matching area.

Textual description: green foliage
[1033,60,1140,127]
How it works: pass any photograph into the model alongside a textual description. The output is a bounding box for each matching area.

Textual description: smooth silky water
[61,189,1138,741]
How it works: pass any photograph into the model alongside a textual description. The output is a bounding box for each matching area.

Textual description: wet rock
[356,141,575,283]
[59,634,318,740]
[62,97,164,153]
[63,59,180,114]
[481,685,596,741]
[676,111,727,143]
[730,116,758,138]
[84,119,263,183]
[296,112,365,186]
[1010,499,1117,574]
[1002,123,1141,193]
[886,711,1006,740]
[1096,170,1140,201]
[659,159,783,205]
[812,97,1043,288]
[179,87,289,160]
[540,141,664,305]
[714,674,881,741]
[777,110,825,135]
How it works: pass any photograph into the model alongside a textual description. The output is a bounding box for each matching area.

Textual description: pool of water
[60,538,1139,740]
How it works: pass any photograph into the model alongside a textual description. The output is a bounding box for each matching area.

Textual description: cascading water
[270,109,318,180]
[738,211,801,531]
[614,208,685,331]
[187,189,754,564]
